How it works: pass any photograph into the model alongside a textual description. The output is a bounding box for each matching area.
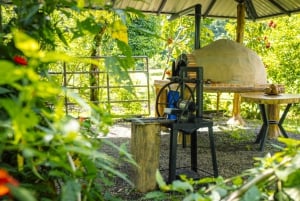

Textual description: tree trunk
[89,30,104,102]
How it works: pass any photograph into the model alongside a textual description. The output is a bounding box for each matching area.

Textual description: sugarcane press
[155,62,218,183]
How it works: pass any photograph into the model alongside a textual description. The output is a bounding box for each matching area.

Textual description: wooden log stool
[130,119,162,192]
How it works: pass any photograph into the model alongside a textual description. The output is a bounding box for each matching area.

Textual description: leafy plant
[0,1,139,200]
[150,138,300,201]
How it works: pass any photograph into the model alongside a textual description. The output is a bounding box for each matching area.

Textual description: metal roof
[108,0,300,20]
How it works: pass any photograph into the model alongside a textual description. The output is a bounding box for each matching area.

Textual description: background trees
[0,0,299,199]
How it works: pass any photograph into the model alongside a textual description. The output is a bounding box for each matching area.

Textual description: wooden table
[240,93,300,151]
[154,80,273,125]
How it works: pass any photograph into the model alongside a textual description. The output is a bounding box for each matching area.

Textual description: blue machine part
[167,90,179,119]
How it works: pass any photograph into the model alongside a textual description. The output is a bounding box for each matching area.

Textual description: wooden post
[267,104,281,138]
[228,93,245,125]
[130,120,161,192]
[229,1,246,125]
[236,1,245,44]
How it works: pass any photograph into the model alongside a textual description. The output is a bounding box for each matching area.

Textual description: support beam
[203,0,216,18]
[157,0,167,15]
[194,4,201,49]
[245,0,258,20]
[168,4,198,21]
[236,1,245,43]
[269,0,290,16]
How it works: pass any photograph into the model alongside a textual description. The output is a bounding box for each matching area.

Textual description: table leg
[168,128,178,183]
[208,126,218,177]
[277,104,292,138]
[256,103,291,151]
[190,131,197,172]
[256,104,269,151]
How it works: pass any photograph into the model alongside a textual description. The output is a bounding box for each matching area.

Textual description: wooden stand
[130,120,161,192]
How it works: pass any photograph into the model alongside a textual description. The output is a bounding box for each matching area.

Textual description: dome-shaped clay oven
[191,39,267,85]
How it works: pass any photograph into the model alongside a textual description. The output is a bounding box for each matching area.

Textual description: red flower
[268,20,273,27]
[13,55,28,66]
[0,169,19,197]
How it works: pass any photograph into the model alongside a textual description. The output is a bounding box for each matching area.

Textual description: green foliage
[143,15,214,75]
[128,15,162,57]
[223,14,300,115]
[152,138,300,201]
[0,30,136,200]
[0,1,139,200]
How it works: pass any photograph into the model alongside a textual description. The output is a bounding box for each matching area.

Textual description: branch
[225,168,274,201]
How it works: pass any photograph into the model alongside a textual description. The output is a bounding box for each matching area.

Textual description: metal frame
[48,56,151,118]
[158,66,218,183]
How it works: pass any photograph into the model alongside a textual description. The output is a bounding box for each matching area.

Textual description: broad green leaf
[214,186,228,197]
[8,184,37,201]
[275,156,300,182]
[23,4,40,25]
[77,0,85,8]
[172,180,194,193]
[283,169,300,187]
[55,27,69,47]
[284,186,300,201]
[278,137,300,147]
[0,61,25,85]
[232,176,244,186]
[184,193,206,201]
[144,191,169,200]
[110,20,128,43]
[0,87,12,94]
[156,170,171,191]
[241,185,261,201]
[61,180,81,201]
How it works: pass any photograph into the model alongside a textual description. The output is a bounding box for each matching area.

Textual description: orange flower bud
[167,38,173,45]
[0,169,19,196]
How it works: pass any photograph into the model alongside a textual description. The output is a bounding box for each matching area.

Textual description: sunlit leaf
[110,20,128,43]
[232,176,243,186]
[0,61,25,85]
[284,186,300,201]
[278,137,300,147]
[156,170,170,191]
[77,0,85,8]
[13,30,40,56]
[40,51,73,63]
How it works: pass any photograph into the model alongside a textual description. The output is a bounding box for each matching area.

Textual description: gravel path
[99,117,300,200]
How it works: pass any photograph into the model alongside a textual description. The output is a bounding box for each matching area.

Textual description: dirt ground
[99,117,300,200]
